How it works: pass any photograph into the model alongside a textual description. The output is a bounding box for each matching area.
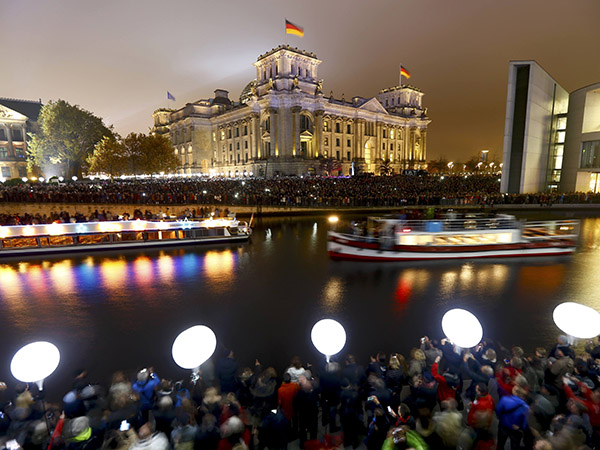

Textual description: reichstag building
[152,45,430,176]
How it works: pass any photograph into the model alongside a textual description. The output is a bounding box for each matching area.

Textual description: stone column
[250,113,260,159]
[267,107,277,158]
[291,106,301,157]
[314,110,324,159]
[7,125,13,157]
[421,129,427,162]
[355,119,365,161]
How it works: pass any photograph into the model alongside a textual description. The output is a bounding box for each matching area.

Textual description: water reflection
[203,250,236,293]
[321,277,344,312]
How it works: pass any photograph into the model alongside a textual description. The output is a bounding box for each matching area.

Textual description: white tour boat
[0,217,251,258]
[327,215,579,262]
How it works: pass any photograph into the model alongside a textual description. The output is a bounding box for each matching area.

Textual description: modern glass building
[501,61,600,193]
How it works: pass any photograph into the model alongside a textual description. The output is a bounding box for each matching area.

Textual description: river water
[0,213,599,398]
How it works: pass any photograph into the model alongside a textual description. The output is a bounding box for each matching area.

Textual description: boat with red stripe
[327,214,579,262]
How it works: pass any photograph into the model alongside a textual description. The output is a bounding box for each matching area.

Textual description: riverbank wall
[0,201,599,218]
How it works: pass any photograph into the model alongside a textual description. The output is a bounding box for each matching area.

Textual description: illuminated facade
[501,61,600,193]
[0,98,42,180]
[151,45,430,176]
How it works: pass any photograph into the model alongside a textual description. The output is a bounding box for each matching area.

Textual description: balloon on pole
[311,319,346,362]
[553,302,600,339]
[11,341,60,390]
[441,308,483,348]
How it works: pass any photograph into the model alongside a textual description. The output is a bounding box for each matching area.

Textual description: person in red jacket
[432,355,459,404]
[563,375,600,448]
[277,372,300,440]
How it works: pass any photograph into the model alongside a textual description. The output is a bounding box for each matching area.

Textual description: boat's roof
[0,219,237,239]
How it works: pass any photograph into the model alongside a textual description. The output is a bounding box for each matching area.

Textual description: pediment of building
[0,105,28,121]
[300,130,313,137]
[358,98,389,114]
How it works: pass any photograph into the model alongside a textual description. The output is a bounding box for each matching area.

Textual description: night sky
[2,0,598,162]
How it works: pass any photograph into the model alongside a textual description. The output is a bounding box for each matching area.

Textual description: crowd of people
[1,334,599,450]
[1,176,599,208]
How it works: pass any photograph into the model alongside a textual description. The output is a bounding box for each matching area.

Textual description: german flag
[285,19,304,37]
[400,66,411,79]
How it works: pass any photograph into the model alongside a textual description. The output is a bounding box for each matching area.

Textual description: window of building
[245,153,248,163]
[237,154,240,163]
[382,143,386,150]
[390,143,394,151]
[221,131,225,140]
[237,142,240,150]
[556,131,566,144]
[383,129,387,138]
[347,139,351,147]
[15,147,25,158]
[228,129,232,139]
[305,68,309,78]
[235,128,239,137]
[12,129,23,141]
[336,151,340,160]
[17,166,26,177]
[0,129,6,141]
[244,125,248,135]
[229,144,232,151]
[300,115,312,133]
[212,132,216,142]
[230,154,233,163]
[390,129,395,139]
[1,166,10,177]
[347,151,351,161]
[581,141,600,168]
[0,147,8,159]
[263,118,270,132]
[174,149,179,155]
[336,138,340,147]
[245,141,248,149]
[556,117,567,130]
[335,122,341,133]
[323,120,329,132]
[324,137,329,146]
[347,124,351,134]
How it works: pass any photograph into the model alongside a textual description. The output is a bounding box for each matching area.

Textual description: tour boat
[0,218,252,258]
[327,215,579,261]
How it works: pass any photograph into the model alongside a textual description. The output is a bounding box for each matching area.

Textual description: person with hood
[496,385,530,450]
[131,368,160,422]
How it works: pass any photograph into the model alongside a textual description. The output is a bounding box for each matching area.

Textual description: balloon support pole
[191,366,201,385]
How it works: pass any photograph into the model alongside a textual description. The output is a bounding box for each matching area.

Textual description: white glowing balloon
[441,308,483,348]
[11,342,60,382]
[311,319,346,358]
[172,325,217,369]
[553,302,600,339]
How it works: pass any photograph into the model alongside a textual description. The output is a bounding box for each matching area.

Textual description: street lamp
[10,341,60,391]
[311,319,346,363]
[553,302,600,340]
[172,325,217,382]
[441,308,483,348]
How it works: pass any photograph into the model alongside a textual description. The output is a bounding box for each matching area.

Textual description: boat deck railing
[335,217,580,243]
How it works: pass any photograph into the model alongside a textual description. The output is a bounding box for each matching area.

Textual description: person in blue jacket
[132,367,160,421]
[496,385,531,450]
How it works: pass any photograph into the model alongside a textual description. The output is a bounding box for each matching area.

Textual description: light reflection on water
[0,216,598,396]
